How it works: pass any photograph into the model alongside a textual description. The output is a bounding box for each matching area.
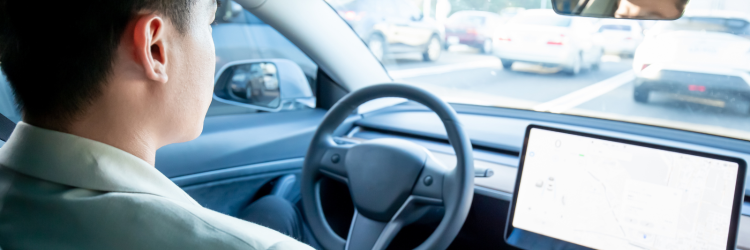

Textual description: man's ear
[133,14,168,83]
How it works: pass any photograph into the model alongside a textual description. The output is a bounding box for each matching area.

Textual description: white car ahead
[632,11,750,113]
[492,9,603,75]
[595,20,643,57]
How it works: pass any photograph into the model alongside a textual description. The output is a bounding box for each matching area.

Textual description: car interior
[1,0,750,249]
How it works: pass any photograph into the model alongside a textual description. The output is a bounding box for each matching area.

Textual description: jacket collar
[0,122,198,205]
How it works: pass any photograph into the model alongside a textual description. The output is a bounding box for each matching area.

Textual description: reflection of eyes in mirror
[552,0,687,20]
[226,62,281,109]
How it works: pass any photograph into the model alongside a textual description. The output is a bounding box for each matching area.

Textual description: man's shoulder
[0,169,310,250]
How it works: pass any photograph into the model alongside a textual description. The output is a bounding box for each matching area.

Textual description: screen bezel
[505,124,747,250]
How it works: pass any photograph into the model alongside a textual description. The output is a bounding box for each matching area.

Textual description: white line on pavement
[533,70,635,113]
[387,59,500,79]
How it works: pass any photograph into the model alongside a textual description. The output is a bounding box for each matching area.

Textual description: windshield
[448,14,486,26]
[599,24,632,32]
[509,12,572,27]
[650,16,750,36]
[328,0,750,141]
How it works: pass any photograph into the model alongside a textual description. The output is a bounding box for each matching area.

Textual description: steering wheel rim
[301,84,474,250]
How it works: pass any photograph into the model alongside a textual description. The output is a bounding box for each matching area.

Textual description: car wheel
[367,34,387,61]
[564,53,582,75]
[634,87,650,103]
[481,38,492,54]
[501,59,514,69]
[423,35,442,62]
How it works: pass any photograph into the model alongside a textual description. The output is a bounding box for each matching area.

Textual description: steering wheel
[301,84,475,250]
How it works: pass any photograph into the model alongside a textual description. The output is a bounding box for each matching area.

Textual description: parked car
[595,20,643,57]
[632,11,750,112]
[328,0,444,61]
[492,9,603,75]
[444,11,504,54]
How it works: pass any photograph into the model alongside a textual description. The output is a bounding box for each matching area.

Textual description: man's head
[0,0,217,148]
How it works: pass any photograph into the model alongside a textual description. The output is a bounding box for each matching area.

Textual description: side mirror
[550,0,686,20]
[213,59,315,112]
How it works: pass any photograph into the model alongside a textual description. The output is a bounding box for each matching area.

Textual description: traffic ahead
[385,46,750,137]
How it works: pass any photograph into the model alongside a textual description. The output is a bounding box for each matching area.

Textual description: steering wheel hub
[345,139,427,221]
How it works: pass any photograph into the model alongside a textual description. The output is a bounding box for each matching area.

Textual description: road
[384,47,750,139]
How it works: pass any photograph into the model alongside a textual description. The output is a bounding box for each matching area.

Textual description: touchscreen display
[512,127,741,249]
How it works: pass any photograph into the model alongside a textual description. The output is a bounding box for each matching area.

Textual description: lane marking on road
[387,59,500,79]
[533,70,635,113]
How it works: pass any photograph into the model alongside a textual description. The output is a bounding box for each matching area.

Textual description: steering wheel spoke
[345,211,401,250]
[345,195,437,250]
[318,143,353,183]
[411,154,449,203]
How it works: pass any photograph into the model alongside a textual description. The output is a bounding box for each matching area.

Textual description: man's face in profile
[160,0,218,142]
[615,0,685,19]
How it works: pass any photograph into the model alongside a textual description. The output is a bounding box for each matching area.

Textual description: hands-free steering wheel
[301,84,475,250]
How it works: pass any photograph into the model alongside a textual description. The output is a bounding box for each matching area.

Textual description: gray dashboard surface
[355,102,750,193]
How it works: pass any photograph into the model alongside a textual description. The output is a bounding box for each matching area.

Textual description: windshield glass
[650,16,750,36]
[510,11,572,27]
[600,24,632,31]
[328,0,750,141]
[448,14,486,26]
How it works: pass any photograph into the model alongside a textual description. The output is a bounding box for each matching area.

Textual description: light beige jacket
[0,122,312,250]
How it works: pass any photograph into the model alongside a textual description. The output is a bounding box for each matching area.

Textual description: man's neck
[26,114,159,166]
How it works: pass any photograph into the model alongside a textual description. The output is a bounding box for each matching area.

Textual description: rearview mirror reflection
[551,0,687,20]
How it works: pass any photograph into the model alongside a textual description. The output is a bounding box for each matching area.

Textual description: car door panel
[155,109,325,216]
[156,108,326,178]
[179,169,301,217]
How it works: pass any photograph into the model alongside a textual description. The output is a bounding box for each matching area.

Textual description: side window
[244,10,265,25]
[209,0,318,116]
[0,72,20,123]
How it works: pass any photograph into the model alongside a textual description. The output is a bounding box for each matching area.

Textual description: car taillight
[497,35,511,42]
[625,37,632,40]
[547,34,565,45]
[688,85,706,92]
[467,28,478,35]
[641,64,650,70]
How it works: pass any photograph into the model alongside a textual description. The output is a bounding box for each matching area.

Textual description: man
[0,0,312,249]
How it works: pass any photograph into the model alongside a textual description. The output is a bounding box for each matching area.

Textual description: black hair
[678,0,690,9]
[0,0,196,130]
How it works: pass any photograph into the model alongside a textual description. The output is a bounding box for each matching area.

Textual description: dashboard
[344,101,750,249]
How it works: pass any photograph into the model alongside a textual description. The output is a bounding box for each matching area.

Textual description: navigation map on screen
[512,128,741,249]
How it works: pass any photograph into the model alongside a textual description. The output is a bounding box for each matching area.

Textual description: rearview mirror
[213,59,314,112]
[550,0,687,20]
